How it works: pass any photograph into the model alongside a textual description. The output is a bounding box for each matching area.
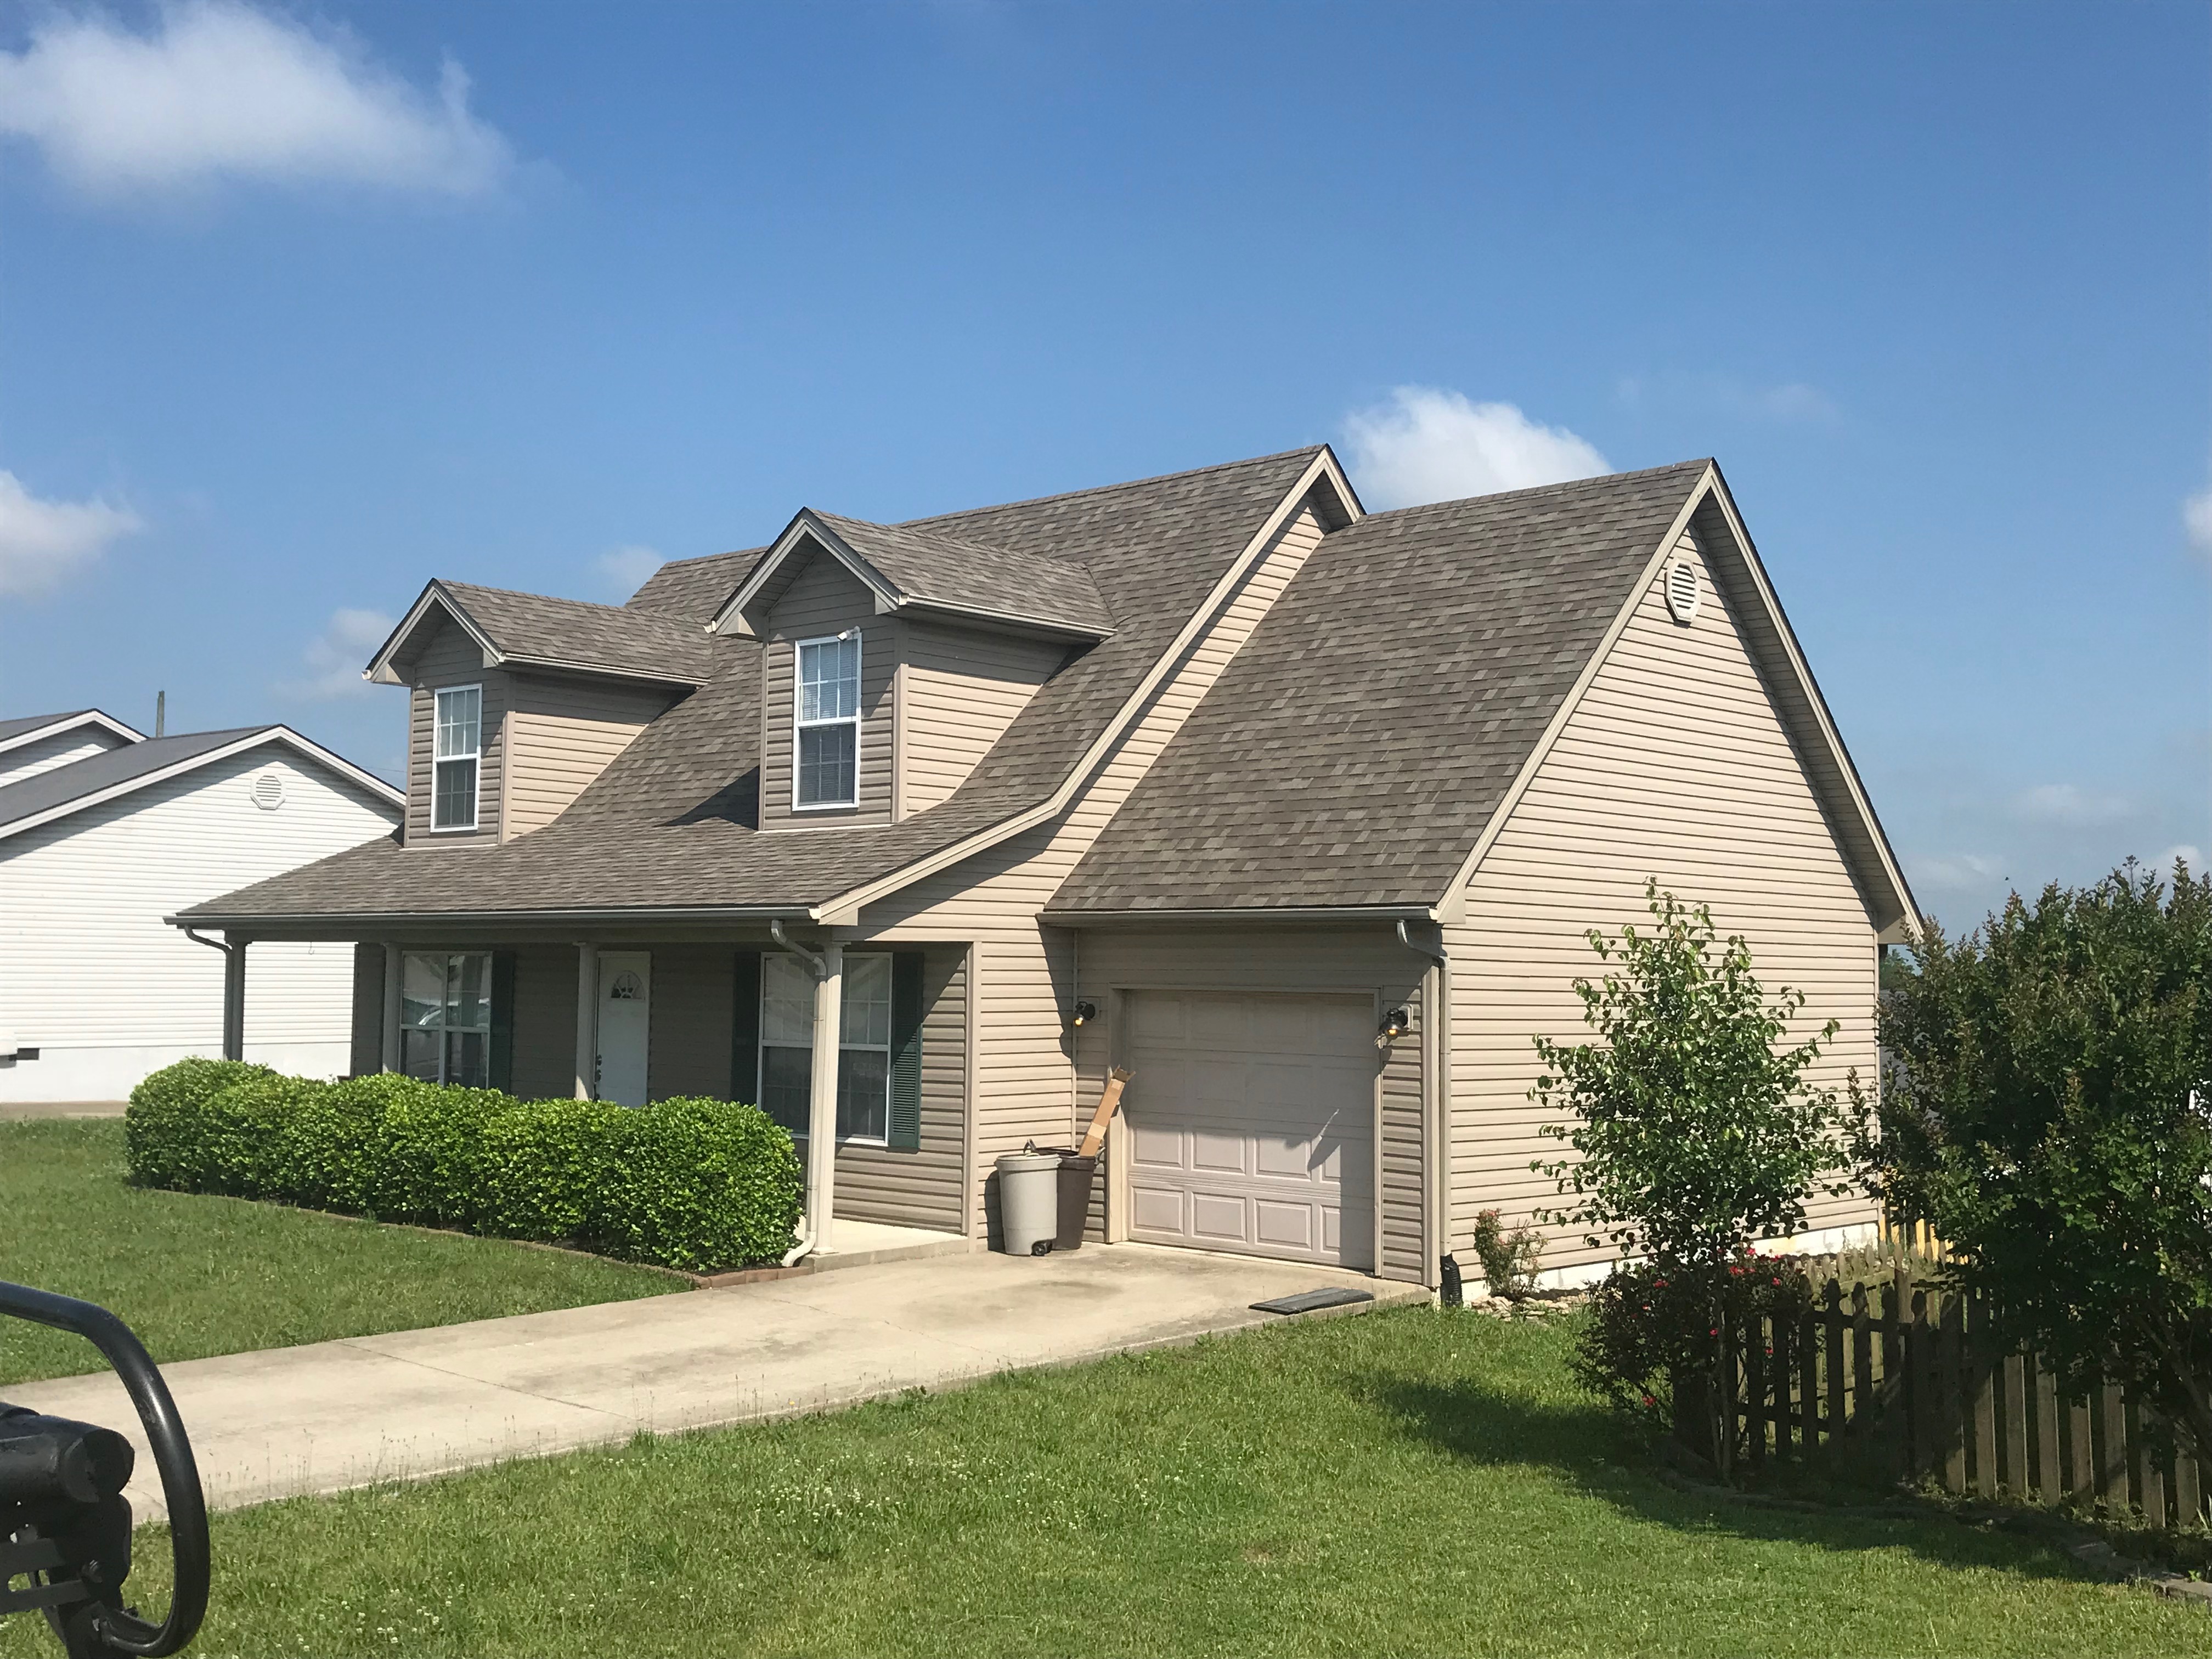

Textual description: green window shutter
[731,950,762,1104]
[489,950,517,1093]
[888,951,924,1152]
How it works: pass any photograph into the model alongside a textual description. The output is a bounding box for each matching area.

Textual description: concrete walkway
[0,1100,128,1119]
[10,1244,1427,1522]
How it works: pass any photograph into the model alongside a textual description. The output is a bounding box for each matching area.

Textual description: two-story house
[179,446,1915,1288]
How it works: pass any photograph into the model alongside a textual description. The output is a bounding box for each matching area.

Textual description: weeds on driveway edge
[125,1059,801,1272]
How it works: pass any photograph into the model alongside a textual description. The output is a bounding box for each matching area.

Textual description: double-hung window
[400,952,492,1086]
[758,953,891,1142]
[432,685,482,830]
[793,634,860,809]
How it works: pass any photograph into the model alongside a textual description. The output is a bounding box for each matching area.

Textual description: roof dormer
[710,510,1115,645]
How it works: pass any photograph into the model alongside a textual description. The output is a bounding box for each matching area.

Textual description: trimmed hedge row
[124,1058,803,1272]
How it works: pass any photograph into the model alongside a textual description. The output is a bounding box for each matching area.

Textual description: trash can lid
[995,1152,1060,1173]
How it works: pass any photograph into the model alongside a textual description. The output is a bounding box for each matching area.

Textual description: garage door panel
[1191,1130,1246,1174]
[1132,1186,1184,1233]
[1254,1133,1322,1179]
[1190,1193,1248,1242]
[1254,1200,1315,1250]
[1124,990,1376,1271]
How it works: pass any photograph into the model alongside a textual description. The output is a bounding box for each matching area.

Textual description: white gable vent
[1664,559,1701,625]
[250,772,286,811]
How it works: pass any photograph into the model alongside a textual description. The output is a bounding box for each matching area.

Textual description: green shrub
[122,1067,802,1271]
[125,1057,274,1190]
[476,1096,620,1243]
[1470,1207,1546,1299]
[1577,1249,1816,1443]
[596,1097,803,1271]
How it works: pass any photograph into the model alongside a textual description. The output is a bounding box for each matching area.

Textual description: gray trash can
[995,1150,1061,1256]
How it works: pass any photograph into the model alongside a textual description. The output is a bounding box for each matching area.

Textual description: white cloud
[0,470,142,596]
[2151,844,2204,876]
[596,544,664,600]
[0,1,512,198]
[2185,487,2212,558]
[2015,782,2132,827]
[1341,387,1610,511]
[287,607,396,698]
[1908,852,2009,893]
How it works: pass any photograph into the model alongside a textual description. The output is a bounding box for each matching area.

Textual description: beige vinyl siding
[502,676,674,840]
[1378,986,1426,1282]
[853,494,1346,1237]
[646,946,734,1101]
[403,613,505,842]
[899,623,1067,816]
[832,945,968,1232]
[759,554,894,828]
[348,944,384,1076]
[0,729,130,789]
[1444,526,1881,1274]
[507,946,580,1101]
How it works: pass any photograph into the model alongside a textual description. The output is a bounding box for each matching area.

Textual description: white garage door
[1124,990,1375,1270]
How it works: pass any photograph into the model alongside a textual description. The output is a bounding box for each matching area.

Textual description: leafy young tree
[1531,883,1855,1470]
[1860,860,2212,1468]
[1532,881,1854,1270]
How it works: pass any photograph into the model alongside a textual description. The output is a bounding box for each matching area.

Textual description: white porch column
[574,943,599,1099]
[380,945,403,1073]
[806,941,843,1253]
[221,936,247,1062]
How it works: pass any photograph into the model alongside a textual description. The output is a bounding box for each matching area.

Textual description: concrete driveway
[9,1244,1426,1521]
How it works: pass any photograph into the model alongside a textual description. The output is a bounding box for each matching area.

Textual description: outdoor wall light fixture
[1069,1001,1098,1028]
[1375,1007,1410,1049]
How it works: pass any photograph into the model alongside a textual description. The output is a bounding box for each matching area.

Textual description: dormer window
[432,685,482,830]
[794,633,860,809]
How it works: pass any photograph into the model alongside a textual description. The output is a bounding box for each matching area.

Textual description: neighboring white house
[0,713,402,1103]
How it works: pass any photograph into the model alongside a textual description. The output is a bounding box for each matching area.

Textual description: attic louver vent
[250,772,286,811]
[1664,559,1701,625]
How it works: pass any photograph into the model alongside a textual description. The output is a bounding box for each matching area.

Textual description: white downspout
[771,919,842,1266]
[1398,921,1450,1291]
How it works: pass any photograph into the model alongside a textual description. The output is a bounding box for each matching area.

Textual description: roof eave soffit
[364,584,503,686]
[709,514,898,640]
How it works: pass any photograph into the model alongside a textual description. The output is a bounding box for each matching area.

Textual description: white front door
[596,951,652,1107]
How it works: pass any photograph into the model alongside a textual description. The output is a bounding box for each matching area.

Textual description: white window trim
[760,950,891,1146]
[402,950,494,1087]
[430,682,483,833]
[791,631,861,812]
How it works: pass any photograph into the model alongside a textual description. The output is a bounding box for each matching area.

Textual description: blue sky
[0,0,2204,929]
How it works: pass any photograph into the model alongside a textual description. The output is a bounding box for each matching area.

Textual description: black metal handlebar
[0,1282,208,1656]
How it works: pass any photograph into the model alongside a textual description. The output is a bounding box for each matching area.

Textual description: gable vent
[250,772,286,811]
[1664,559,1701,625]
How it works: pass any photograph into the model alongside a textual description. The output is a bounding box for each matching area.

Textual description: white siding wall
[1444,526,1882,1276]
[0,730,131,789]
[859,496,1335,1235]
[0,746,399,1102]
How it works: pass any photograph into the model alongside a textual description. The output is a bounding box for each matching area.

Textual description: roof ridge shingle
[899,445,1327,528]
[1356,458,1711,524]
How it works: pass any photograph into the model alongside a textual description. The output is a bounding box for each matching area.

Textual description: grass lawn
[0,1119,682,1386]
[19,1308,2203,1658]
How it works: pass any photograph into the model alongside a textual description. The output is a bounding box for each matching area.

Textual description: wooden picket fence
[1721,1276,2207,1529]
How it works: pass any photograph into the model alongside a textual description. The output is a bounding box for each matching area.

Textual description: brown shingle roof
[805,512,1114,637]
[431,582,722,684]
[183,447,1329,922]
[1046,460,1713,913]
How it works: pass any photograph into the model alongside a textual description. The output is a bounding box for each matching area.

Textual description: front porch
[206,930,977,1249]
